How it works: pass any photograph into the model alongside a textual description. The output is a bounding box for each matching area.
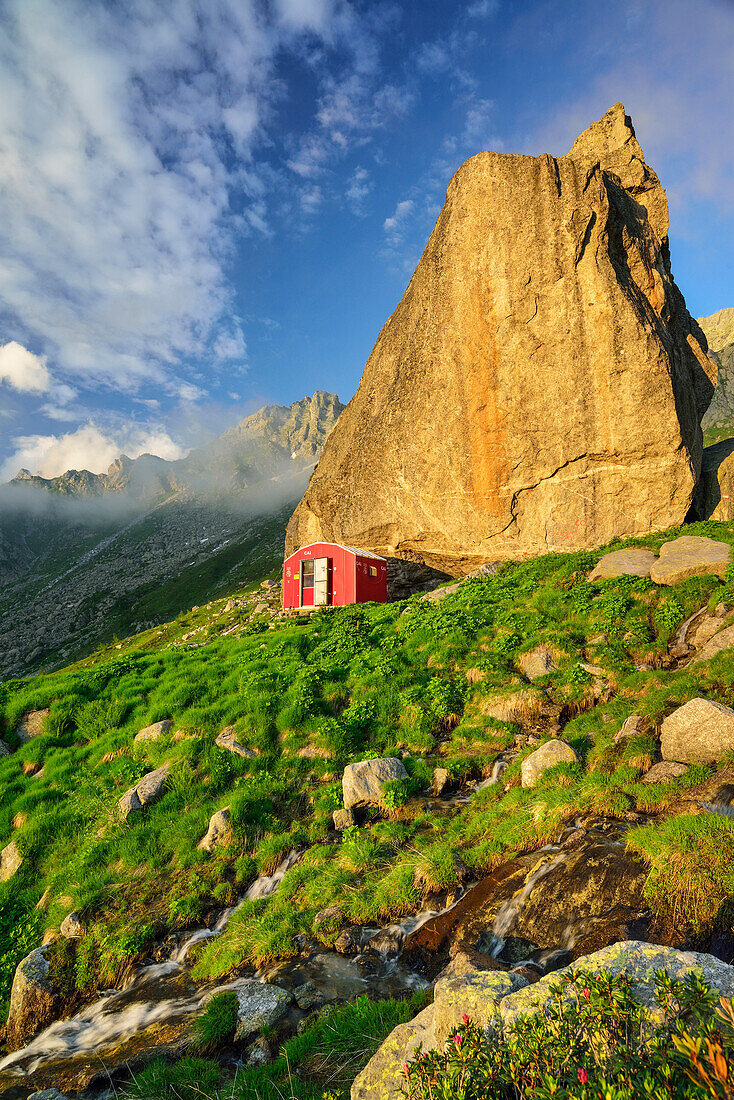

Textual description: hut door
[313,557,329,606]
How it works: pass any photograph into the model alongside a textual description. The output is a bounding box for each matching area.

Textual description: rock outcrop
[700,307,734,440]
[649,535,730,586]
[287,104,714,573]
[521,739,578,788]
[118,765,170,820]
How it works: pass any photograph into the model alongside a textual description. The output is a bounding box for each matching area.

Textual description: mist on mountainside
[0,392,343,680]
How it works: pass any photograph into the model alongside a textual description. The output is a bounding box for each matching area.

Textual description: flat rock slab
[15,709,50,743]
[233,980,293,1041]
[642,761,690,784]
[661,698,734,764]
[134,720,173,744]
[351,1004,435,1100]
[499,941,734,1029]
[589,548,657,581]
[342,757,408,809]
[650,535,731,586]
[521,739,578,788]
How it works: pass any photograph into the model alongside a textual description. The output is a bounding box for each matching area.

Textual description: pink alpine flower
[578,1068,588,1084]
[581,987,590,1000]
[461,1014,470,1025]
[402,1064,410,1076]
[453,1033,464,1047]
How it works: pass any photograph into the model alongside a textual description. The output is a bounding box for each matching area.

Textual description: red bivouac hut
[283,542,387,611]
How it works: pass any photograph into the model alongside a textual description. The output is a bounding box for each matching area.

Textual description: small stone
[215,726,257,758]
[0,839,23,882]
[650,535,731,586]
[246,1035,273,1065]
[613,714,643,744]
[642,761,690,784]
[197,807,232,852]
[134,719,173,745]
[118,765,169,820]
[60,911,84,939]
[333,927,362,956]
[0,739,12,757]
[521,740,578,788]
[313,904,344,928]
[588,548,657,582]
[432,767,450,796]
[28,1091,69,1100]
[332,807,355,831]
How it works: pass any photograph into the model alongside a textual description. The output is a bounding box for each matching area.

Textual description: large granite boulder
[351,1005,436,1100]
[433,970,527,1048]
[5,947,60,1050]
[588,548,657,582]
[660,698,734,764]
[287,104,713,574]
[692,623,734,665]
[700,308,734,441]
[342,757,408,809]
[649,535,731,586]
[521,740,578,788]
[499,941,734,1029]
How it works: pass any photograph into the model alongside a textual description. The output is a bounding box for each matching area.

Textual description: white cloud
[0,0,382,402]
[1,423,186,480]
[0,342,50,393]
[383,199,415,249]
[467,0,499,18]
[346,166,372,214]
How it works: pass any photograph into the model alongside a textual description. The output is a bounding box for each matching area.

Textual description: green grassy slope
[4,521,734,1096]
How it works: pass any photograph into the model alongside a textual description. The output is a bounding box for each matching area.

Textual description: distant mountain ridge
[699,308,734,443]
[9,391,343,501]
[0,391,343,680]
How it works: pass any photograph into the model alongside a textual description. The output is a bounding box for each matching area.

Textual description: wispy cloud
[0,0,385,402]
[1,423,186,481]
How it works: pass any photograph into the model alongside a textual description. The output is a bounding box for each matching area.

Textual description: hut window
[302,560,315,589]
[368,566,378,577]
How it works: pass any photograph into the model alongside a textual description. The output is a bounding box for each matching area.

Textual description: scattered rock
[59,911,84,939]
[28,1091,69,1100]
[15,709,50,744]
[661,698,734,764]
[332,807,355,831]
[517,645,558,681]
[293,980,325,1010]
[0,839,23,882]
[197,808,232,852]
[215,726,257,758]
[0,739,11,756]
[314,905,344,928]
[614,714,643,744]
[420,583,461,602]
[118,765,170,820]
[342,757,408,810]
[649,535,731,586]
[334,927,363,956]
[233,980,293,1041]
[521,740,578,788]
[642,761,690,784]
[432,767,450,795]
[5,947,60,1051]
[246,1035,273,1066]
[588,549,657,582]
[133,719,173,745]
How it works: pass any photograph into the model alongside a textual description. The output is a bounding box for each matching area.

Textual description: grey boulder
[342,757,408,809]
[661,698,734,764]
[521,740,578,788]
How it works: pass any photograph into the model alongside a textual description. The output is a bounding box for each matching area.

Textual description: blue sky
[0,0,732,480]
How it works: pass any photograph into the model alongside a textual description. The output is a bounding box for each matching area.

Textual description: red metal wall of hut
[282,542,387,610]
